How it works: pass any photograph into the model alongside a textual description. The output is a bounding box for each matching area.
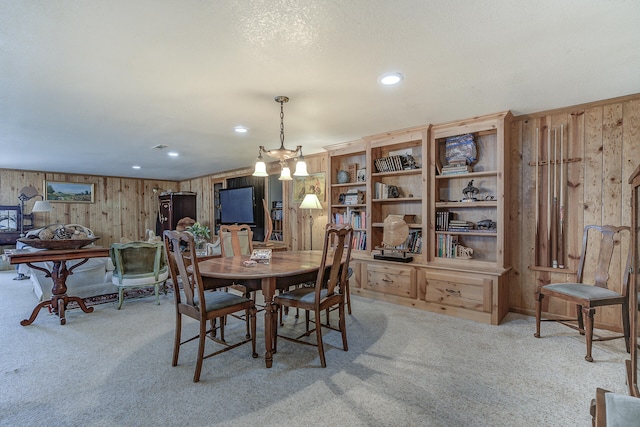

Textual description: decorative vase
[337,170,350,184]
[195,236,207,256]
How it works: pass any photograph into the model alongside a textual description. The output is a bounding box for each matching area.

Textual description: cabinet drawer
[419,270,491,313]
[365,263,416,298]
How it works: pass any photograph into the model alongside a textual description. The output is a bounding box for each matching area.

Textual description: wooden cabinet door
[365,262,416,298]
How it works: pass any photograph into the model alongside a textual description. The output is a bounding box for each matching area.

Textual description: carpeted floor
[0,270,630,426]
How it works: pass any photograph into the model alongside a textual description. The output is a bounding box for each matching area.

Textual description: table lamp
[299,193,322,250]
[18,186,52,237]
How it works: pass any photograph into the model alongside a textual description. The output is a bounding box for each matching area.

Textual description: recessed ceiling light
[379,72,404,85]
[132,165,141,169]
[167,152,179,157]
[234,126,248,133]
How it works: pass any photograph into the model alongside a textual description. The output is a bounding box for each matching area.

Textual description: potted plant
[187,222,211,253]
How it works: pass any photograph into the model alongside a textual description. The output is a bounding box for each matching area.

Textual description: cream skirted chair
[110,241,169,309]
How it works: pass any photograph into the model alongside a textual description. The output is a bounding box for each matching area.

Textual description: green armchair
[110,241,169,309]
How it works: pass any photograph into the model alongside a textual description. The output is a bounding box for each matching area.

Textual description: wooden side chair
[163,230,257,383]
[219,223,258,298]
[110,241,169,309]
[219,224,253,257]
[534,224,632,362]
[273,223,354,368]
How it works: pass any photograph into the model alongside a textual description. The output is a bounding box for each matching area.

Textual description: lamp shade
[293,158,309,176]
[279,165,292,181]
[299,193,322,210]
[32,200,52,212]
[253,159,268,177]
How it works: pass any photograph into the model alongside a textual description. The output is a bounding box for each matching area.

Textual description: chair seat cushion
[543,283,622,300]
[194,291,250,312]
[275,287,328,304]
[112,268,169,287]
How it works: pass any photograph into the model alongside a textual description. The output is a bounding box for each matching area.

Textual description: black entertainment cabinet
[156,192,197,236]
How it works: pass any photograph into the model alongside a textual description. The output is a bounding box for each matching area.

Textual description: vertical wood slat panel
[599,104,624,326]
[509,119,525,309]
[567,111,585,274]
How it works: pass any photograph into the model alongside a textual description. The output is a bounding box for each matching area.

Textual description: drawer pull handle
[445,289,461,296]
[382,278,394,283]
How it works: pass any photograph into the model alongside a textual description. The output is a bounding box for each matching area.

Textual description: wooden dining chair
[219,224,254,257]
[163,230,257,382]
[534,224,632,362]
[219,223,257,298]
[273,223,354,368]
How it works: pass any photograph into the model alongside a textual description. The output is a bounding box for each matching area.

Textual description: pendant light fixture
[253,96,309,180]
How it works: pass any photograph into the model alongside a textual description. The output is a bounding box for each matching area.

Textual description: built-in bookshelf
[368,127,428,260]
[325,140,368,252]
[429,111,512,270]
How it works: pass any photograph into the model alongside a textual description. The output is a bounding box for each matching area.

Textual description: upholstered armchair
[110,241,169,309]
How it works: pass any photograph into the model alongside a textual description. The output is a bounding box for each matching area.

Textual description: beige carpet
[0,270,630,426]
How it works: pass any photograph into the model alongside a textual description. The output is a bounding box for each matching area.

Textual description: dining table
[195,250,329,368]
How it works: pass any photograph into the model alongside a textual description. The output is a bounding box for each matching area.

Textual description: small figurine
[388,185,401,198]
[462,180,479,201]
[477,219,497,230]
[457,245,474,259]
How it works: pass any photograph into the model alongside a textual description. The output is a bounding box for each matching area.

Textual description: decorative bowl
[17,237,100,250]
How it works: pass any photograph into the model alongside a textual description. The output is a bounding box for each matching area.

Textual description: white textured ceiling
[1,0,639,180]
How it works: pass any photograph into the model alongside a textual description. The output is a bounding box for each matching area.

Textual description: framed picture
[44,181,95,203]
[357,168,366,182]
[293,172,326,203]
[0,206,20,231]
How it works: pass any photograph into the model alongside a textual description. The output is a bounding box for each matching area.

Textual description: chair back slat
[219,224,253,257]
[315,224,354,302]
[164,230,203,309]
[578,225,631,291]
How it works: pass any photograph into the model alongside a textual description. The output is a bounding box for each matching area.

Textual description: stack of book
[441,162,472,175]
[436,234,458,258]
[374,155,410,172]
[374,182,389,199]
[436,211,452,231]
[447,220,475,232]
[351,231,367,250]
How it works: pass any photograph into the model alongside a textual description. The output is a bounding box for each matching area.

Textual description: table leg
[262,277,276,368]
[20,259,94,326]
[21,300,54,326]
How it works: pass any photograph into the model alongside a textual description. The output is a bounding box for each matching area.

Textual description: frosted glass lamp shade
[293,158,309,176]
[253,160,268,177]
[279,166,292,181]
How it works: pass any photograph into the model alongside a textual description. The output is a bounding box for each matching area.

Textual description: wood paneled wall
[509,94,640,331]
[0,153,328,251]
[0,169,177,248]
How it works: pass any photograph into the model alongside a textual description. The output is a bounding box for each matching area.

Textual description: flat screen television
[219,186,256,225]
